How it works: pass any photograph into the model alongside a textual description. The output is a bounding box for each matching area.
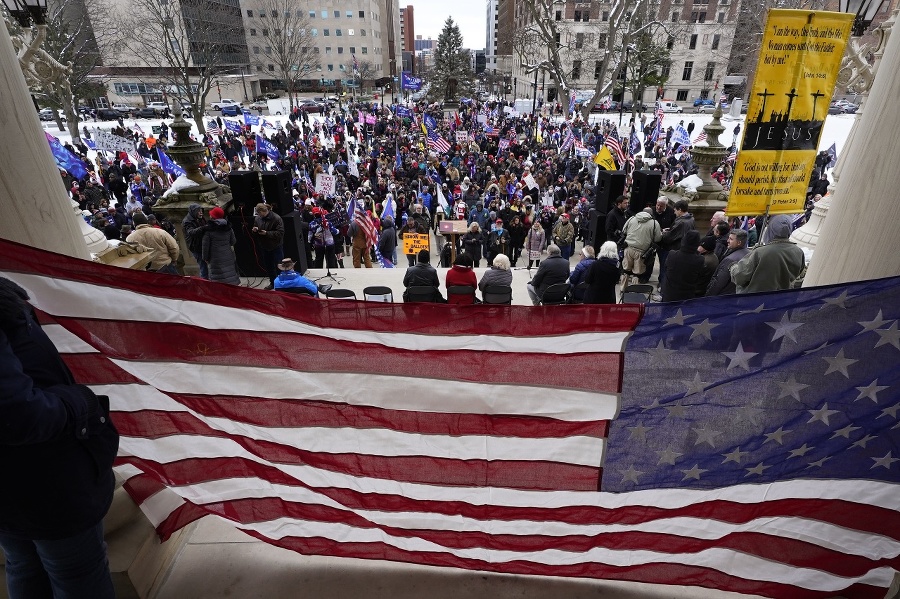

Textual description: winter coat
[697,252,720,297]
[583,257,620,304]
[568,257,596,300]
[202,219,240,285]
[126,224,179,270]
[254,211,285,251]
[462,231,484,262]
[403,262,441,289]
[706,247,750,296]
[730,240,805,294]
[478,267,513,292]
[378,224,397,259]
[552,220,576,247]
[661,234,705,302]
[531,254,570,297]
[182,203,208,254]
[445,266,478,305]
[622,211,662,251]
[661,213,696,251]
[0,282,118,540]
[525,226,546,255]
[487,228,511,259]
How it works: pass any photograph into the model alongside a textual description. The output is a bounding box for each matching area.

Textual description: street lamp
[839,0,888,35]
[618,43,637,128]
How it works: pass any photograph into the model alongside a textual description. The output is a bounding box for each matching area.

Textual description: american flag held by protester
[2,237,898,599]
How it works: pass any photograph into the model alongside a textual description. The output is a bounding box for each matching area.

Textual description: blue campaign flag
[423,114,438,132]
[825,142,837,169]
[672,125,692,148]
[401,72,422,91]
[224,119,243,134]
[394,105,413,119]
[45,132,87,179]
[243,111,260,126]
[256,134,281,160]
[84,139,96,150]
[382,195,395,222]
[629,127,641,155]
[158,149,185,177]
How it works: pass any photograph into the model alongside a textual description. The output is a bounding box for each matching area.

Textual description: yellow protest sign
[727,10,853,216]
[594,146,617,171]
[402,233,430,255]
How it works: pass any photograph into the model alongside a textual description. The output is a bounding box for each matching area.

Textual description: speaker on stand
[228,171,262,210]
[595,170,627,214]
[281,211,309,275]
[261,170,294,216]
[630,170,662,215]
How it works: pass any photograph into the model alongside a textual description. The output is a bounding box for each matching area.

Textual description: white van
[658,100,684,113]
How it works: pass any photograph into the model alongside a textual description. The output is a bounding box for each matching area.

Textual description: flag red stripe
[234,531,890,599]
[152,395,608,439]
[62,353,143,384]
[55,319,624,393]
[116,457,900,539]
[0,240,641,336]
[114,413,602,491]
[174,496,897,578]
[122,473,169,505]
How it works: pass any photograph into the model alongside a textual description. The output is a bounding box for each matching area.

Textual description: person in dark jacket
[583,241,621,304]
[706,229,750,296]
[526,244,570,305]
[696,237,720,296]
[658,200,695,288]
[568,245,596,302]
[661,230,704,302]
[182,203,209,279]
[0,277,118,598]
[507,215,527,266]
[461,223,484,267]
[378,216,398,265]
[605,195,630,246]
[403,249,444,302]
[202,206,240,285]
[251,203,285,289]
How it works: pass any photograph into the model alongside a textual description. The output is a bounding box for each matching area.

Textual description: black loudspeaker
[630,170,662,215]
[587,208,607,248]
[261,170,293,216]
[595,170,627,213]
[228,171,262,210]
[281,212,309,275]
[229,210,267,277]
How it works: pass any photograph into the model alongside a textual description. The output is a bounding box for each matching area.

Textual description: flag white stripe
[116,435,900,512]
[43,324,99,353]
[140,484,187,528]
[5,273,627,355]
[104,383,605,466]
[219,517,898,592]
[101,362,617,422]
[159,478,900,561]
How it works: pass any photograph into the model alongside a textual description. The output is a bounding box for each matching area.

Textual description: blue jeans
[191,250,209,279]
[0,522,115,599]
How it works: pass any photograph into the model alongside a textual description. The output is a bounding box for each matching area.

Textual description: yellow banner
[727,10,853,216]
[594,146,617,171]
[402,233,430,255]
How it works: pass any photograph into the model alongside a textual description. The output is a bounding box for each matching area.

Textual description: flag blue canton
[603,277,900,492]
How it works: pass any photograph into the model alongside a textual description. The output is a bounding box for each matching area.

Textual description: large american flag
[206,120,224,136]
[2,238,899,599]
[426,130,451,153]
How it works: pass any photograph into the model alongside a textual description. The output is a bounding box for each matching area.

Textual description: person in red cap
[552,212,576,260]
[202,206,240,285]
[486,218,511,263]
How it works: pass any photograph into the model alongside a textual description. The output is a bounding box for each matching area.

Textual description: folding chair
[362,285,394,302]
[446,285,477,305]
[620,284,655,304]
[481,285,513,305]
[538,282,570,305]
[404,286,444,303]
[277,286,315,296]
[569,282,589,304]
[325,288,357,300]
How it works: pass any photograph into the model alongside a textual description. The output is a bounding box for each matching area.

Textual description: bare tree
[349,57,376,92]
[114,0,249,134]
[252,0,316,110]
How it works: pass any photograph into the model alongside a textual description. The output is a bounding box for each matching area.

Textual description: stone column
[0,24,89,259]
[804,19,900,286]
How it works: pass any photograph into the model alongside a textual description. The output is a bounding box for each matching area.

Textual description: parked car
[248,101,268,111]
[693,98,715,107]
[133,107,158,118]
[211,98,241,110]
[146,101,170,116]
[97,108,121,121]
[220,104,241,116]
[111,103,134,115]
[658,100,684,113]
[38,108,56,121]
[828,101,858,114]
[696,104,717,113]
[622,100,646,112]
[298,100,324,113]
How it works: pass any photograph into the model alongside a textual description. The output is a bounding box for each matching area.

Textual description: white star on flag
[874,322,900,350]
[689,318,719,341]
[857,310,890,334]
[822,348,858,378]
[721,342,757,370]
[807,403,840,426]
[766,312,804,342]
[855,380,889,403]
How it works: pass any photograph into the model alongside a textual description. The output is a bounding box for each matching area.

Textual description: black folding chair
[569,282,589,304]
[325,288,357,300]
[539,282,570,305]
[446,285,477,304]
[404,286,444,303]
[277,286,316,296]
[620,284,655,304]
[482,285,513,305]
[363,285,394,302]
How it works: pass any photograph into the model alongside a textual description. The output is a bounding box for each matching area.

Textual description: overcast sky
[404,0,487,50]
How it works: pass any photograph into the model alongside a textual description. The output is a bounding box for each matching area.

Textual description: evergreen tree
[428,17,474,103]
